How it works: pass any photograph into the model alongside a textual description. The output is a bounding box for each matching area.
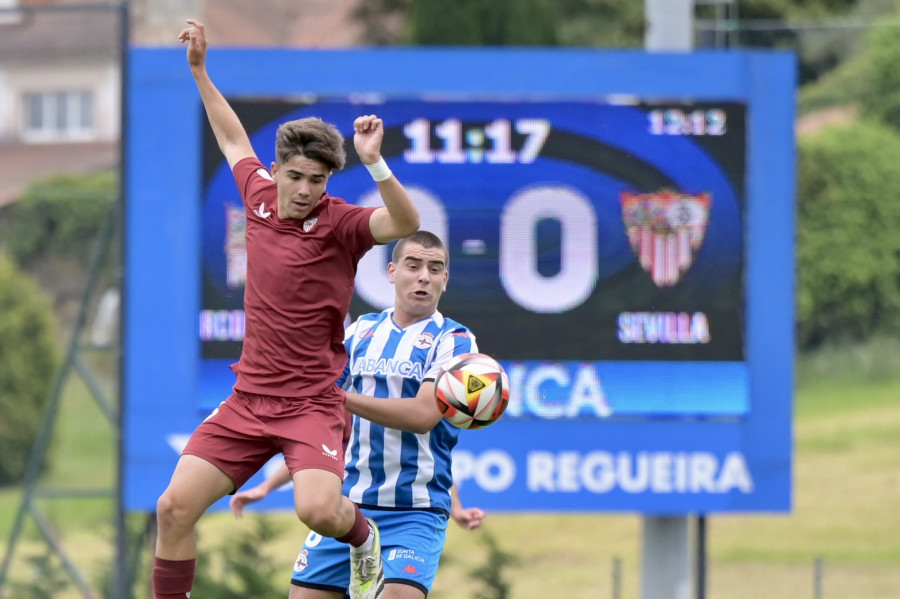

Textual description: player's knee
[295,497,341,535]
[156,491,200,532]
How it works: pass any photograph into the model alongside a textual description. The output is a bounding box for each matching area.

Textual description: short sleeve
[232,157,275,212]
[424,329,479,382]
[328,197,378,254]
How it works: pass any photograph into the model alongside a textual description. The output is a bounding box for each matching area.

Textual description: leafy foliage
[349,0,896,89]
[796,120,900,347]
[407,0,557,45]
[0,255,58,485]
[551,0,643,47]
[356,0,641,46]
[797,56,867,115]
[189,517,288,598]
[6,550,72,598]
[468,529,519,599]
[1,170,116,268]
[857,8,900,130]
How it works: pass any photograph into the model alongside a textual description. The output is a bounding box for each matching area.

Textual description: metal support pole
[696,515,707,599]
[813,557,824,599]
[641,6,696,598]
[112,4,129,597]
[641,516,692,599]
[612,556,622,599]
[645,0,695,51]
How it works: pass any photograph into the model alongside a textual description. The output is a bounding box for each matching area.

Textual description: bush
[7,550,72,598]
[796,120,900,348]
[858,9,900,132]
[189,517,286,598]
[467,529,519,599]
[0,255,59,485]
[1,170,116,268]
[408,0,557,45]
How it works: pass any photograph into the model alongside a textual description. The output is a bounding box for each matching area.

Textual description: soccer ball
[434,353,510,430]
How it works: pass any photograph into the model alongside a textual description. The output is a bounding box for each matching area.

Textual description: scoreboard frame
[124,47,795,513]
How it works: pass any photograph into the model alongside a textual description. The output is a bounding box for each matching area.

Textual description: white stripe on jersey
[342,308,476,513]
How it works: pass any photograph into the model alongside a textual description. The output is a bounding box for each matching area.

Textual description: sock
[356,526,376,554]
[153,557,195,599]
[336,504,370,548]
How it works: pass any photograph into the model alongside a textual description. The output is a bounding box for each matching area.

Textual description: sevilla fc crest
[621,190,711,287]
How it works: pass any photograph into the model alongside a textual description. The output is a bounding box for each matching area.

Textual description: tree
[857,7,900,131]
[407,0,557,46]
[1,170,116,269]
[796,120,900,347]
[0,255,59,485]
[551,0,643,47]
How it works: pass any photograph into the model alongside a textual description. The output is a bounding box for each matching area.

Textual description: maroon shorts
[182,386,349,491]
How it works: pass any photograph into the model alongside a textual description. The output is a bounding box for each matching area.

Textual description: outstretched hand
[452,506,486,530]
[177,19,208,70]
[353,115,385,165]
[229,484,269,519]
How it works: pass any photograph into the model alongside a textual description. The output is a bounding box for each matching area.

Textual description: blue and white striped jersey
[339,308,477,515]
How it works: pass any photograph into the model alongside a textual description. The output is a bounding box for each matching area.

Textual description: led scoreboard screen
[198,98,748,418]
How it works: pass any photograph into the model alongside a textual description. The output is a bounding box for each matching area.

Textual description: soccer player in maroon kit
[152,20,419,599]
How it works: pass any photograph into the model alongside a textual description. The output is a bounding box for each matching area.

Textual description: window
[22,90,94,142]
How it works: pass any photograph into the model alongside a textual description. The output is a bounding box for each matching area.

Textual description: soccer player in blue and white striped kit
[230,230,485,599]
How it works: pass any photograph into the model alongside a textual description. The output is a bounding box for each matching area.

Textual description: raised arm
[353,115,420,243]
[178,19,255,168]
[344,380,442,434]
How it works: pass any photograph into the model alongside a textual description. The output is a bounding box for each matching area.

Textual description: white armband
[364,157,392,182]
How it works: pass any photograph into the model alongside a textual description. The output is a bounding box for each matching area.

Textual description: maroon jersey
[229,157,378,398]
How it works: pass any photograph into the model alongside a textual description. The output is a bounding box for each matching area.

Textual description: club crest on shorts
[620,190,711,287]
[303,217,317,232]
[293,549,309,573]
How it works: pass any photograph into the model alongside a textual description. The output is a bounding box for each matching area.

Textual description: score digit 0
[354,184,598,315]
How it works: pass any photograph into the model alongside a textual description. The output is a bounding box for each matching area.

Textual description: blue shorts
[290,508,449,595]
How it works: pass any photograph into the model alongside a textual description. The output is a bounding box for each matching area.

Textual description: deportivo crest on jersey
[302,217,317,232]
[620,190,711,287]
[414,332,434,348]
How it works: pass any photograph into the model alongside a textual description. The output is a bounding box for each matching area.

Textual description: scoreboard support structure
[645,5,720,596]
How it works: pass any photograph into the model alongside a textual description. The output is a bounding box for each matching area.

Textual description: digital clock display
[647,108,728,136]
[198,98,748,418]
[402,117,551,163]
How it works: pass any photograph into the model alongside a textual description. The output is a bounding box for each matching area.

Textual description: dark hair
[275,117,346,171]
[392,230,449,266]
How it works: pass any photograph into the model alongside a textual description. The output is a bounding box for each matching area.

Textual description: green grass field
[1,342,899,598]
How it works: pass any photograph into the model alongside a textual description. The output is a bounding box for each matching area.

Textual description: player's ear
[270,161,278,175]
[387,262,397,283]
